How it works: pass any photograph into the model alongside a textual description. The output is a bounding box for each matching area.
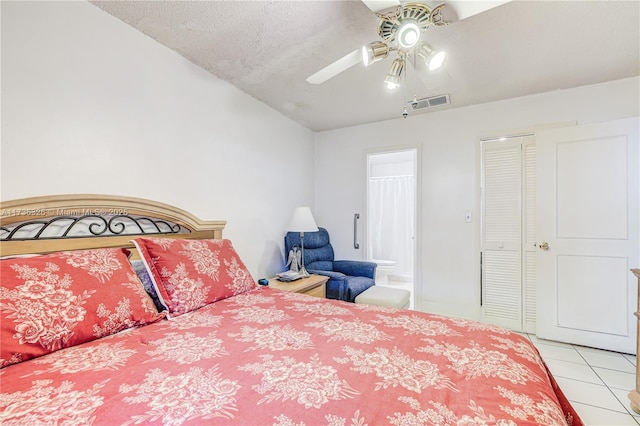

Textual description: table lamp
[286,207,318,277]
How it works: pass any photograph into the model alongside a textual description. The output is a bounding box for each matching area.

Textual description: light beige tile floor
[527,334,639,425]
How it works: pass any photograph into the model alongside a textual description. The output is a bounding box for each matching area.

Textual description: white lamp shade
[287,207,319,232]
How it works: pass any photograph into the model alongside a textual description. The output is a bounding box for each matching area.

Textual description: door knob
[535,241,550,250]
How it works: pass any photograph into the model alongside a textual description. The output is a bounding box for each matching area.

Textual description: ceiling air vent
[410,94,450,111]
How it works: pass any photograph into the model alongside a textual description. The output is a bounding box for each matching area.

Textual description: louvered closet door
[522,137,537,333]
[481,136,536,332]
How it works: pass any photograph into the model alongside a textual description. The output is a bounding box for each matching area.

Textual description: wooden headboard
[0,194,226,257]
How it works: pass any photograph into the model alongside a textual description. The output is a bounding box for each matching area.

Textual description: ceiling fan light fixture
[428,50,446,70]
[384,58,404,90]
[396,21,421,49]
[418,43,446,71]
[362,41,389,67]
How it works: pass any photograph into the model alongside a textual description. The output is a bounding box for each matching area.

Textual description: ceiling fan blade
[361,0,401,13]
[306,49,362,85]
[444,0,511,21]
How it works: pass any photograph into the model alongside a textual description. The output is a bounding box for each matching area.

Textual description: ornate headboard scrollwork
[0,194,226,257]
[1,214,188,242]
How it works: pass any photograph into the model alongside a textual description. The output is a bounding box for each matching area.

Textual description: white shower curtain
[368,175,414,277]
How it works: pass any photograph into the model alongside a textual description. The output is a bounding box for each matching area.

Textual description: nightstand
[268,274,328,298]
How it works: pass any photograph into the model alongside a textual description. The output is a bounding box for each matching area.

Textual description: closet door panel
[482,139,522,329]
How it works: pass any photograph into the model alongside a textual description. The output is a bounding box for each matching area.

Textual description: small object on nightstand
[275,271,303,282]
[258,278,269,286]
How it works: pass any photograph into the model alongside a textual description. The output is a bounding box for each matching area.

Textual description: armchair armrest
[333,260,377,280]
[307,269,346,281]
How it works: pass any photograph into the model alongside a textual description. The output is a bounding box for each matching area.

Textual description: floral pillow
[132,238,256,317]
[0,248,165,368]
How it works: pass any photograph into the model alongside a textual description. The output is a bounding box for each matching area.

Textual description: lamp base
[300,231,310,278]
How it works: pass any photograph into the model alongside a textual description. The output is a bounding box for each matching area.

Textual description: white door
[536,117,639,354]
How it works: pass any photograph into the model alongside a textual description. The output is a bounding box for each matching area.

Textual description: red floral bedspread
[1,287,581,425]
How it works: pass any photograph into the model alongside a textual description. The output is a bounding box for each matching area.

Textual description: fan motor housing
[377,3,433,43]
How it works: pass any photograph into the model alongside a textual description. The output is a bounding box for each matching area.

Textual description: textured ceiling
[91,1,640,132]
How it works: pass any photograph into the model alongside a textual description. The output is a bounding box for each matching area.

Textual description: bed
[0,194,582,425]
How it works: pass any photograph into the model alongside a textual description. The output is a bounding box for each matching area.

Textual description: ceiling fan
[307,0,510,89]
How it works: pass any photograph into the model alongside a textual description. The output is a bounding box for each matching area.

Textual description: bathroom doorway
[366,148,417,308]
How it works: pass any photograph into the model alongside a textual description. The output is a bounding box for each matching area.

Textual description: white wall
[315,76,640,320]
[0,1,315,279]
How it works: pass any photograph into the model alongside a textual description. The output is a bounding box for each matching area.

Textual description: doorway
[366,148,417,309]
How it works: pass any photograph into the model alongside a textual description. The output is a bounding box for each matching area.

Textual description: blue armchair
[284,227,376,302]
